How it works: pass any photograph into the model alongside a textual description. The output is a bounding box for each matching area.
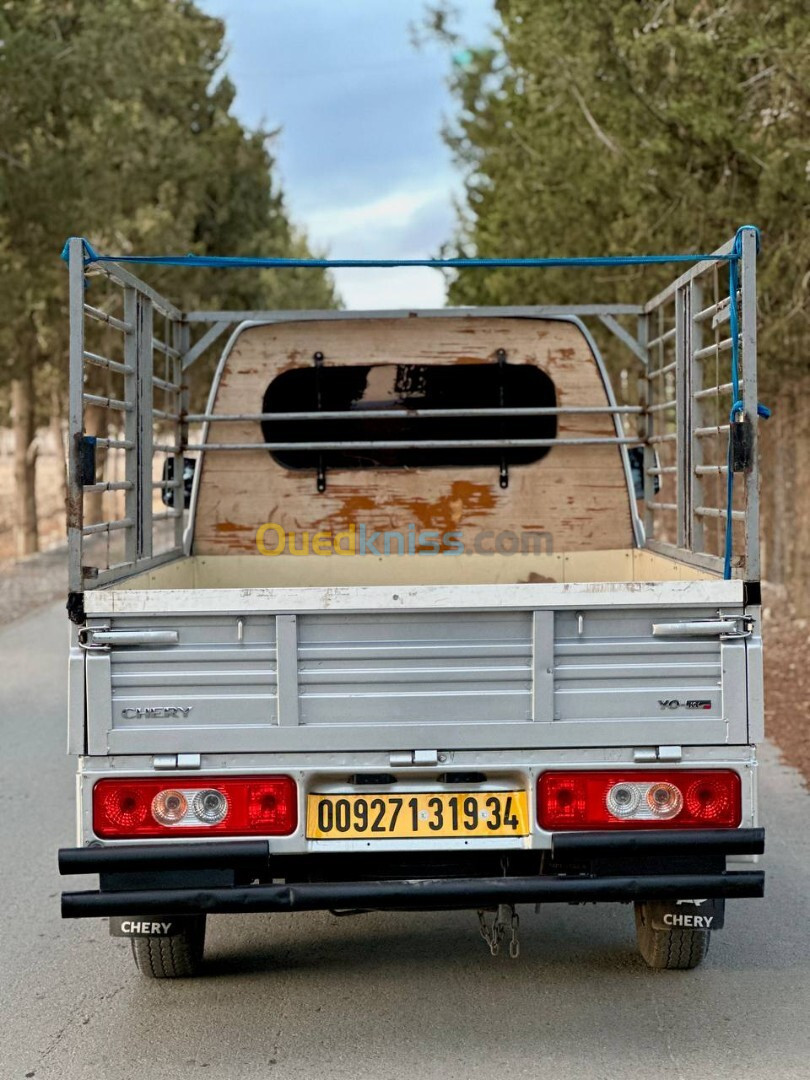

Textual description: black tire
[130,917,206,978]
[634,903,710,970]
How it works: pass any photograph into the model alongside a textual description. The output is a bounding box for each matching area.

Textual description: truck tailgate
[81,581,754,755]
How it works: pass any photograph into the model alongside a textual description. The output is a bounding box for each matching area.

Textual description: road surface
[1,602,808,1080]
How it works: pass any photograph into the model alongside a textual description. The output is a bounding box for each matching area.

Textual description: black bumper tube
[59,840,269,875]
[62,871,764,918]
[552,828,765,860]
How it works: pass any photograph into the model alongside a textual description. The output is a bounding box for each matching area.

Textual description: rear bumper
[59,828,765,918]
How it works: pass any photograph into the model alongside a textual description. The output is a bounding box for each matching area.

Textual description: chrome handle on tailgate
[652,616,753,639]
[78,628,179,651]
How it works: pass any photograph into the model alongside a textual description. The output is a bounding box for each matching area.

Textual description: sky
[195,0,495,309]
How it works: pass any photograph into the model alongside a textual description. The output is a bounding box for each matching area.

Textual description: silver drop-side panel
[80,580,755,756]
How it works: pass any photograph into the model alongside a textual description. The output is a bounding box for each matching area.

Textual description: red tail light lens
[538,770,741,831]
[93,775,298,838]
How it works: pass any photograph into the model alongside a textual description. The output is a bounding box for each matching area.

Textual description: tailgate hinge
[389,750,443,767]
[153,754,201,771]
[634,745,683,763]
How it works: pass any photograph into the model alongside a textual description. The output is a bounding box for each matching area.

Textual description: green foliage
[436,0,810,389]
[0,0,337,413]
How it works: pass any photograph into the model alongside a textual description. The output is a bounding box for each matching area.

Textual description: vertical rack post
[740,226,759,580]
[674,285,688,550]
[689,276,705,557]
[123,287,139,567]
[135,297,154,560]
[173,319,190,551]
[67,238,86,596]
[639,311,655,541]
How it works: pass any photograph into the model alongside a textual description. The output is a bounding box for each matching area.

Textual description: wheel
[130,916,206,978]
[634,903,710,970]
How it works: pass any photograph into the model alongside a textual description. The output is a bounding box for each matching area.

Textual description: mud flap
[647,898,725,931]
[109,916,199,938]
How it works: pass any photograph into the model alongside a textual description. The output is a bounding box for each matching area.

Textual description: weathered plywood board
[192,317,635,558]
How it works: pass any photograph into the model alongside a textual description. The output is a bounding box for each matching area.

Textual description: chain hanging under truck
[477,904,520,958]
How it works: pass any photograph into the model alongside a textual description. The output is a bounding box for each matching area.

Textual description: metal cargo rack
[64,228,761,599]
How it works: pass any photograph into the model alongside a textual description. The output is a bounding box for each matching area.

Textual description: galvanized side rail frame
[66,230,760,599]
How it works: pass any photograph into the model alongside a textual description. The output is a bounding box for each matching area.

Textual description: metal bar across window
[186,436,638,452]
[185,405,644,424]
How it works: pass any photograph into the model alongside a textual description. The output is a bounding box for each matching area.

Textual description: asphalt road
[1,603,809,1080]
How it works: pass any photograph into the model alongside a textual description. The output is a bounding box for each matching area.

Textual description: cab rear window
[261,362,557,471]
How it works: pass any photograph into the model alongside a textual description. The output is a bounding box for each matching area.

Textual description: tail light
[93,775,297,839]
[538,769,741,831]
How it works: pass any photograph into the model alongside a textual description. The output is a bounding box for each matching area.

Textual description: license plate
[306,791,529,839]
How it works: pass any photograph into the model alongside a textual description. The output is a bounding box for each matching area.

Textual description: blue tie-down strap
[60,237,739,271]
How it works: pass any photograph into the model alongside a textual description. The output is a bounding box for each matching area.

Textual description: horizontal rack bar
[82,481,133,494]
[695,506,744,521]
[186,436,639,452]
[85,262,182,321]
[153,443,182,453]
[185,405,644,423]
[153,509,182,521]
[647,433,677,444]
[647,399,677,414]
[181,303,646,324]
[152,339,180,358]
[694,382,734,400]
[82,518,132,536]
[82,393,132,412]
[646,327,676,349]
[152,480,182,489]
[695,464,729,475]
[647,360,676,379]
[95,437,133,451]
[152,375,181,393]
[696,424,731,437]
[648,501,678,512]
[152,408,180,421]
[83,304,131,332]
[693,336,734,362]
[86,559,137,577]
[83,350,132,375]
[647,466,678,475]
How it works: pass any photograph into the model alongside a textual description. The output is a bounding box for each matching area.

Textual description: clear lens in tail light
[646,781,683,819]
[151,789,188,825]
[538,769,741,830]
[606,782,641,818]
[93,775,298,838]
[192,789,229,824]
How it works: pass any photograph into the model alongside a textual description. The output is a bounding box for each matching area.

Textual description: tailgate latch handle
[652,615,753,640]
[78,627,179,651]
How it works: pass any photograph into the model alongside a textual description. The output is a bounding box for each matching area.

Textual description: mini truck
[58,231,765,977]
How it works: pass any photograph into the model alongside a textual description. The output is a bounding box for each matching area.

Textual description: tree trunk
[11,368,39,557]
[50,387,68,511]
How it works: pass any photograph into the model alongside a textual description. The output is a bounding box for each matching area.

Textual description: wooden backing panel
[193,318,635,557]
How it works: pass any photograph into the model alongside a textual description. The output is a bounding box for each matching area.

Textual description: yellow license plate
[306,791,529,839]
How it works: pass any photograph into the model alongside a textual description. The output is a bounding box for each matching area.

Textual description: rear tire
[634,903,710,970]
[130,916,206,978]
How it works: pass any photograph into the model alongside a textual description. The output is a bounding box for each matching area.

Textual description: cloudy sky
[196,0,495,308]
